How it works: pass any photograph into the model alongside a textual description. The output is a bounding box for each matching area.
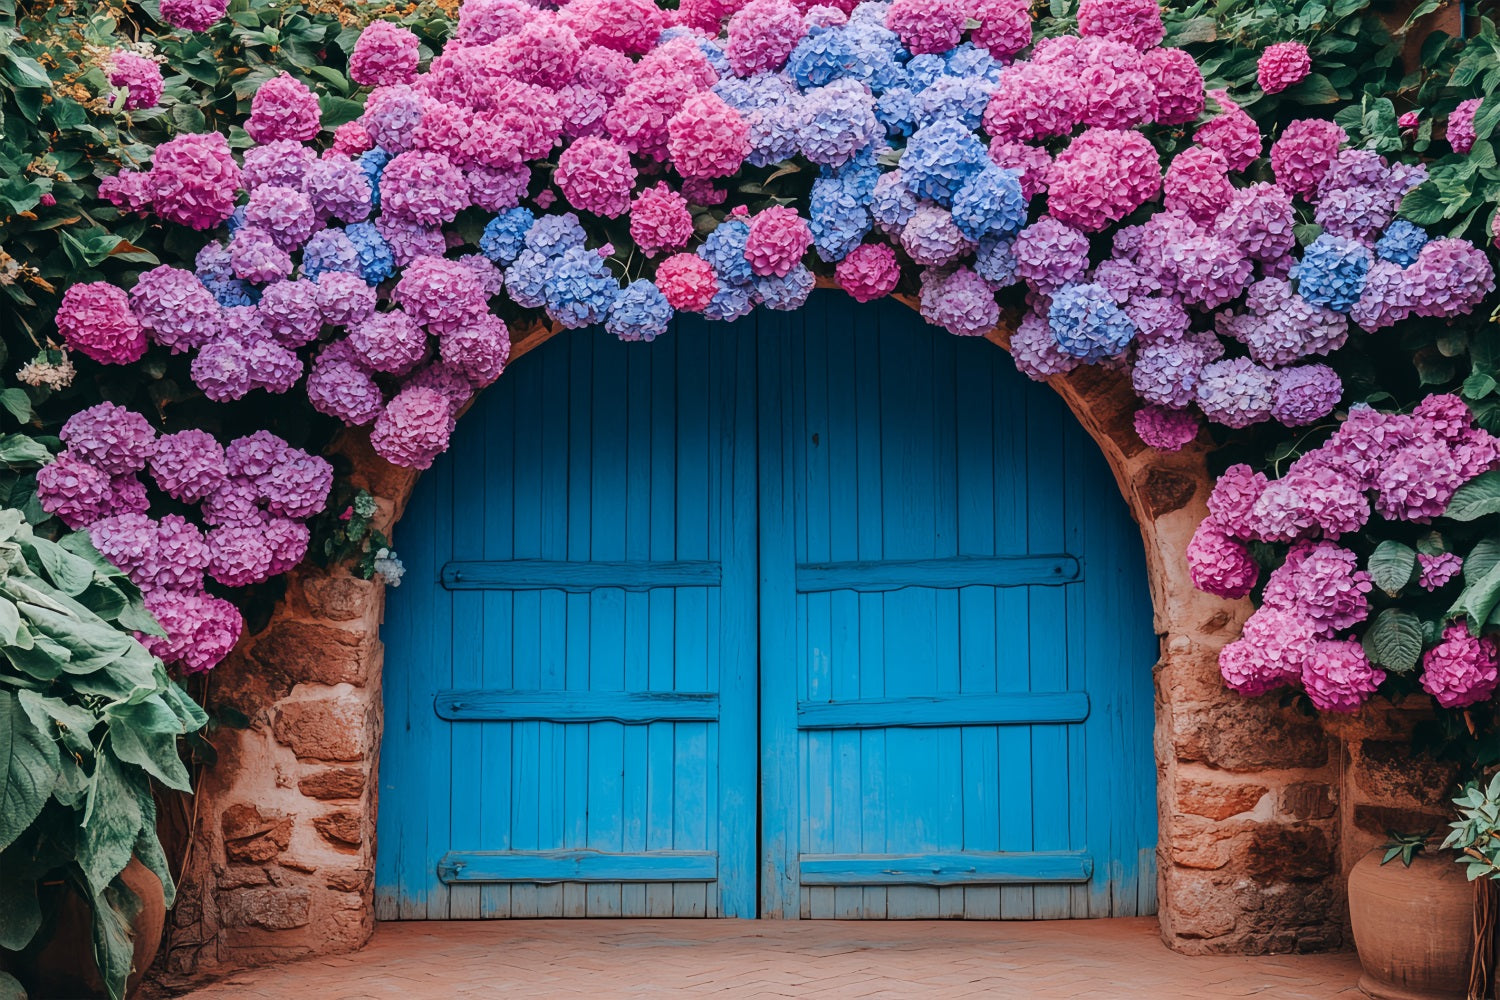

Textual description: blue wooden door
[756,297,1157,920]
[377,294,1157,920]
[375,325,760,919]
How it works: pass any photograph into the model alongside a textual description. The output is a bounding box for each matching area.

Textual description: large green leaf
[77,748,143,897]
[0,868,41,951]
[1368,540,1417,596]
[89,871,143,1000]
[132,782,176,907]
[18,688,99,756]
[1468,537,1500,584]
[25,536,99,597]
[108,698,193,791]
[0,690,57,852]
[1446,471,1500,521]
[1450,559,1500,634]
[1362,609,1424,674]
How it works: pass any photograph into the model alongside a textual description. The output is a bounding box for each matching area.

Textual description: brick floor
[181,919,1364,999]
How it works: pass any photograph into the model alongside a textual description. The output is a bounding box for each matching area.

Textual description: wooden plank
[442,559,722,592]
[794,554,1080,593]
[799,852,1094,886]
[438,850,718,883]
[435,690,720,723]
[797,692,1090,730]
[646,330,679,919]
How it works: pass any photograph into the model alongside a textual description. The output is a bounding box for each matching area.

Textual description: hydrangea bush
[16,0,1500,706]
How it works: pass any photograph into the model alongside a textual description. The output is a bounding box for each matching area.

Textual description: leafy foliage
[1443,770,1500,879]
[0,507,205,1000]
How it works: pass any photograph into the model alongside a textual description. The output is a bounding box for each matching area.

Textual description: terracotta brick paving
[181,918,1363,999]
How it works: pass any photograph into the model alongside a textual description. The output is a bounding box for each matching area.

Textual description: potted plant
[0,508,206,1000]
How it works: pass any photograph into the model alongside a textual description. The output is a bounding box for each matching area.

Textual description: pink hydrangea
[1449,98,1481,154]
[381,151,470,226]
[303,155,373,224]
[1271,119,1346,198]
[362,84,425,154]
[150,429,227,502]
[1272,364,1343,427]
[439,314,511,388]
[308,353,385,426]
[1261,540,1372,634]
[207,525,277,587]
[835,243,901,303]
[332,121,374,157]
[145,132,243,230]
[498,18,583,88]
[1406,238,1497,318]
[983,62,1080,142]
[371,385,457,469]
[1205,464,1267,538]
[313,272,377,328]
[1133,405,1199,451]
[1257,41,1311,94]
[1047,128,1161,232]
[1247,464,1368,542]
[1224,606,1321,696]
[558,0,665,56]
[264,517,312,576]
[1077,0,1163,50]
[245,72,321,144]
[130,266,222,353]
[468,164,531,213]
[1164,146,1233,224]
[351,20,422,88]
[668,92,751,179]
[1195,91,1262,173]
[987,141,1051,201]
[1302,639,1385,712]
[242,139,316,191]
[258,450,333,520]
[1421,624,1500,708]
[350,310,429,375]
[918,266,1000,337]
[886,0,965,54]
[201,479,263,528]
[1144,47,1205,126]
[455,0,535,46]
[60,402,157,476]
[631,183,694,256]
[55,282,146,365]
[727,0,805,75]
[1215,183,1296,263]
[1418,552,1464,591]
[37,452,114,529]
[147,515,210,591]
[555,137,638,219]
[141,590,244,674]
[225,429,290,481]
[971,0,1031,57]
[1187,519,1260,599]
[159,0,228,31]
[257,279,324,348]
[745,207,813,278]
[1010,310,1082,381]
[655,254,719,312]
[244,185,318,250]
[89,513,156,584]
[109,52,164,110]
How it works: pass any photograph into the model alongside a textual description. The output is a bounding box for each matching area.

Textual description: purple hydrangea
[130,266,222,353]
[150,429,227,502]
[1418,551,1463,591]
[1195,357,1277,429]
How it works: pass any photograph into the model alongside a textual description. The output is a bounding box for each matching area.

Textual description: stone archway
[162,296,1414,980]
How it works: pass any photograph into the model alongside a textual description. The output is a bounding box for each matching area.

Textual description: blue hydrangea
[950,165,1026,242]
[698,218,756,287]
[810,173,874,262]
[345,221,396,284]
[525,212,589,258]
[301,228,362,281]
[1375,219,1428,268]
[1291,234,1372,314]
[787,26,855,90]
[605,279,674,342]
[797,78,881,168]
[914,75,996,131]
[360,148,391,210]
[698,38,731,76]
[504,248,550,309]
[757,265,816,311]
[974,237,1019,288]
[544,247,618,328]
[901,118,989,206]
[1049,283,1138,359]
[871,171,917,232]
[480,207,536,265]
[202,276,258,308]
[945,43,1003,82]
[829,150,881,202]
[904,54,948,91]
[226,206,248,234]
[195,242,234,281]
[876,87,919,137]
[842,22,908,93]
[703,281,758,322]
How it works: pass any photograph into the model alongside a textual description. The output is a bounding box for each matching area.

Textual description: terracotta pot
[1348,848,1473,1000]
[3,858,166,999]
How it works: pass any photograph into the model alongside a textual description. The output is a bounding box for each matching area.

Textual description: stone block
[1279,782,1336,821]
[1352,803,1448,838]
[1173,702,1329,772]
[272,694,367,762]
[1160,868,1238,940]
[1353,740,1459,804]
[300,574,380,623]
[1241,824,1333,882]
[1140,468,1198,518]
[221,803,292,864]
[323,868,372,893]
[253,621,372,687]
[1177,778,1267,820]
[220,887,312,931]
[298,767,367,800]
[314,810,363,848]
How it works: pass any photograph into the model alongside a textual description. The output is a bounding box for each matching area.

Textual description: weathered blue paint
[376,293,1157,921]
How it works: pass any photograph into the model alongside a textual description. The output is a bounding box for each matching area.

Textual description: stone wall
[158,318,1452,983]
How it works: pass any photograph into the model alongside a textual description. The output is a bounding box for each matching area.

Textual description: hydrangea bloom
[1195,357,1276,429]
[371,385,457,469]
[110,52,164,110]
[1262,540,1372,634]
[606,280,675,341]
[1449,97,1481,154]
[440,314,510,388]
[130,266,222,353]
[142,591,243,674]
[394,255,489,332]
[555,137,638,218]
[1195,91,1261,172]
[1077,0,1162,49]
[745,207,813,277]
[950,166,1026,242]
[1420,625,1500,708]
[160,0,227,31]
[726,0,806,75]
[1418,551,1464,591]
[835,242,901,302]
[61,402,156,476]
[1302,639,1384,713]
[55,283,146,365]
[901,204,971,267]
[1049,283,1136,359]
[150,429,227,502]
[1375,219,1429,267]
[1257,42,1311,94]
[545,247,619,328]
[1220,607,1321,696]
[885,0,965,54]
[799,79,882,168]
[308,354,384,426]
[903,119,990,205]
[1047,128,1161,232]
[141,132,243,230]
[1186,519,1259,599]
[669,93,751,179]
[1271,364,1342,427]
[351,20,421,88]
[381,151,470,226]
[1013,216,1090,292]
[245,73,321,144]
[1134,405,1200,451]
[1271,119,1346,198]
[918,266,999,337]
[1291,234,1371,314]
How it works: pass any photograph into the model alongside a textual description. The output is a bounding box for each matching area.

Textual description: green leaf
[1362,609,1424,674]
[18,689,99,756]
[1283,73,1340,105]
[26,537,98,596]
[132,780,176,907]
[0,433,51,466]
[1369,540,1418,596]
[1446,470,1500,520]
[0,971,27,1000]
[1450,558,1500,634]
[0,869,41,952]
[90,872,143,1000]
[0,690,57,852]
[1469,537,1500,583]
[77,747,144,897]
[0,388,35,425]
[1465,372,1498,400]
[107,698,193,791]
[1401,181,1449,225]
[1167,16,1217,44]
[0,53,52,90]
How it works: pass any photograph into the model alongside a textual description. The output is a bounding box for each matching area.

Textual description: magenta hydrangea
[1261,540,1372,635]
[245,73,321,144]
[885,0,966,54]
[1195,91,1261,172]
[394,255,489,332]
[129,266,222,353]
[726,0,805,75]
[1144,47,1205,126]
[351,20,422,88]
[1418,552,1464,591]
[308,352,385,426]
[55,282,147,365]
[668,92,751,179]
[745,207,813,278]
[918,266,999,337]
[159,0,228,31]
[142,590,244,674]
[630,183,694,257]
[1449,97,1481,154]
[655,254,719,312]
[1219,607,1320,696]
[1257,41,1311,94]
[1076,0,1162,50]
[371,385,457,469]
[142,132,243,230]
[36,452,114,529]
[439,314,511,388]
[971,0,1031,56]
[110,52,164,110]
[1047,128,1161,232]
[1302,639,1384,712]
[1271,119,1346,198]
[1164,146,1233,225]
[1133,405,1200,451]
[150,429,227,502]
[1186,518,1259,599]
[242,140,317,191]
[555,137,638,219]
[381,151,470,226]
[835,243,901,302]
[1420,625,1500,708]
[60,402,157,476]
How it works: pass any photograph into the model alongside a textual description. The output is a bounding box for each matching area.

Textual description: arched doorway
[375,293,1157,920]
